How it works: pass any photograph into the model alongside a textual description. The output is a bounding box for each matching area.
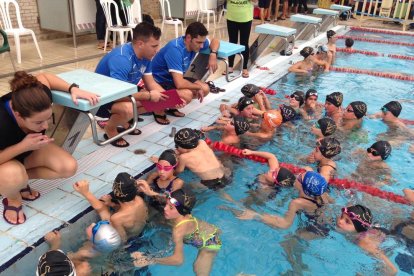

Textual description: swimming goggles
[156,163,177,171]
[307,91,318,98]
[381,106,388,114]
[290,94,301,101]
[92,220,110,243]
[366,147,380,157]
[271,169,280,184]
[341,207,372,228]
[166,193,181,207]
[314,121,320,129]
[346,107,354,113]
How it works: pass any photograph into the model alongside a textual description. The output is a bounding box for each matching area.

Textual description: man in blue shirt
[95,22,168,147]
[151,22,220,120]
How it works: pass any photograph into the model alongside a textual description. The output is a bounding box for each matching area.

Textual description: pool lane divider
[329,66,414,81]
[336,48,414,61]
[205,138,411,206]
[350,26,414,37]
[337,35,414,47]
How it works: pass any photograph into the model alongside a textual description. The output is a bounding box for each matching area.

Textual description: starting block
[290,14,322,39]
[313,8,340,29]
[330,4,352,20]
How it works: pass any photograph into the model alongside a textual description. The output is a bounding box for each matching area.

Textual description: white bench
[290,14,322,38]
[255,24,296,53]
[330,4,353,20]
[50,69,138,151]
[313,8,340,26]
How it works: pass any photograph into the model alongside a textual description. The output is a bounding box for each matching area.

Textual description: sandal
[103,134,130,148]
[206,81,226,94]
[152,112,170,125]
[117,125,142,135]
[165,109,185,117]
[222,69,234,75]
[242,70,250,78]
[20,185,40,201]
[2,198,26,225]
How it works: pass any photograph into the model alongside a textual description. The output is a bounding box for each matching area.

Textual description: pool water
[88,32,414,275]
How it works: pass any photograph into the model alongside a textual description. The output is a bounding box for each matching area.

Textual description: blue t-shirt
[151,36,210,85]
[95,43,152,85]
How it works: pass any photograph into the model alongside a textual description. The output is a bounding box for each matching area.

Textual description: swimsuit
[175,216,222,251]
[147,176,177,210]
[299,197,330,237]
[317,163,337,179]
[200,175,229,190]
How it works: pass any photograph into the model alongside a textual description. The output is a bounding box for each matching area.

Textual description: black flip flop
[152,112,170,125]
[165,109,185,118]
[117,125,142,135]
[103,134,130,148]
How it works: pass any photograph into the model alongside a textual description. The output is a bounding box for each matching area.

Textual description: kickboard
[140,89,184,112]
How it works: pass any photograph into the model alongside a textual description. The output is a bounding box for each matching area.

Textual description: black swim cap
[159,149,178,166]
[327,30,336,39]
[241,84,260,98]
[233,115,250,135]
[300,47,314,59]
[237,96,254,111]
[112,172,137,202]
[370,140,392,160]
[317,117,337,136]
[382,101,402,117]
[291,90,305,107]
[274,167,296,187]
[343,205,372,232]
[279,105,297,122]
[37,250,75,276]
[318,137,341,158]
[325,92,343,107]
[349,101,367,119]
[174,128,200,149]
[305,89,318,99]
[169,189,196,216]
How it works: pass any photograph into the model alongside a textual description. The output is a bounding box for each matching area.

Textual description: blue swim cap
[91,220,122,253]
[301,171,327,197]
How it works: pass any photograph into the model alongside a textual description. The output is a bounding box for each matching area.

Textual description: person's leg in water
[280,235,310,275]
[193,249,218,276]
[226,20,240,74]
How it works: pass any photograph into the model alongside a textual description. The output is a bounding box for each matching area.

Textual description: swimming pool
[7,28,413,275]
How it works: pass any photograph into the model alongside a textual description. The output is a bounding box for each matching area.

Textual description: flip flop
[2,198,26,225]
[20,185,40,201]
[117,125,142,135]
[103,134,130,148]
[242,71,250,78]
[152,112,170,125]
[206,81,226,94]
[165,109,185,117]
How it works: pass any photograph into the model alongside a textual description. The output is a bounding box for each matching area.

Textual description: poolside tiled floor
[0,13,412,271]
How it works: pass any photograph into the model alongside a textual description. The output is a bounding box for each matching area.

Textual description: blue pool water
[81,33,414,275]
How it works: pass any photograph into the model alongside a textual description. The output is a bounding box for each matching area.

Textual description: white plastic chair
[159,0,183,38]
[0,0,42,64]
[100,0,133,52]
[218,8,227,23]
[121,0,142,29]
[196,0,216,30]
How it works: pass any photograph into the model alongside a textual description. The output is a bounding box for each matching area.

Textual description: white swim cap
[91,220,121,253]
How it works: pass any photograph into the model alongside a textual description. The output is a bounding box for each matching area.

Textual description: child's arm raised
[73,180,111,221]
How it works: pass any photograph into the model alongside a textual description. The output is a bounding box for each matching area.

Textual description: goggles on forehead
[290,94,301,101]
[166,192,181,207]
[341,207,372,228]
[308,91,318,97]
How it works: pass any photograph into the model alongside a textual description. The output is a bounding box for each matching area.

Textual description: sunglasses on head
[366,147,380,157]
[156,163,177,171]
[290,94,301,101]
[341,207,371,228]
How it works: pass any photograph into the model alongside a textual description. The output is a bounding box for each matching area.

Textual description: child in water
[202,115,250,146]
[336,205,397,275]
[306,137,341,182]
[324,92,344,125]
[288,47,329,74]
[131,189,222,276]
[300,89,324,120]
[310,117,337,140]
[341,101,367,131]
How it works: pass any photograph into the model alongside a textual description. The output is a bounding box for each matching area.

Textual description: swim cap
[301,171,328,197]
[241,84,260,98]
[273,167,296,187]
[112,172,137,202]
[159,149,178,166]
[382,101,402,117]
[369,140,392,160]
[300,46,314,59]
[169,189,196,216]
[237,96,254,111]
[345,38,354,48]
[36,250,75,276]
[317,117,337,136]
[233,115,250,135]
[291,90,305,107]
[349,101,367,119]
[305,89,318,99]
[317,137,341,158]
[263,110,283,129]
[325,92,343,107]
[327,30,336,39]
[174,128,199,149]
[279,104,297,122]
[92,220,122,253]
[317,45,328,53]
[342,205,372,232]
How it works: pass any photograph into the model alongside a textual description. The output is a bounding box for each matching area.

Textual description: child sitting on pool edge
[131,189,222,276]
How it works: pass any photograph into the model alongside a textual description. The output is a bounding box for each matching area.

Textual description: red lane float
[330,66,414,81]
[205,138,411,206]
[387,54,414,61]
[336,48,414,61]
[350,26,414,37]
[259,87,277,95]
[337,35,414,47]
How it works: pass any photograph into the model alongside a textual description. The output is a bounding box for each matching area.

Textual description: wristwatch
[68,83,79,93]
[210,50,218,55]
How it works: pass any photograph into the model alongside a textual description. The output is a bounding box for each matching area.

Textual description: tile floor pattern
[0,14,411,270]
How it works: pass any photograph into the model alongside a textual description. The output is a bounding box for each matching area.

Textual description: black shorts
[159,77,198,91]
[201,175,230,190]
[259,0,271,8]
